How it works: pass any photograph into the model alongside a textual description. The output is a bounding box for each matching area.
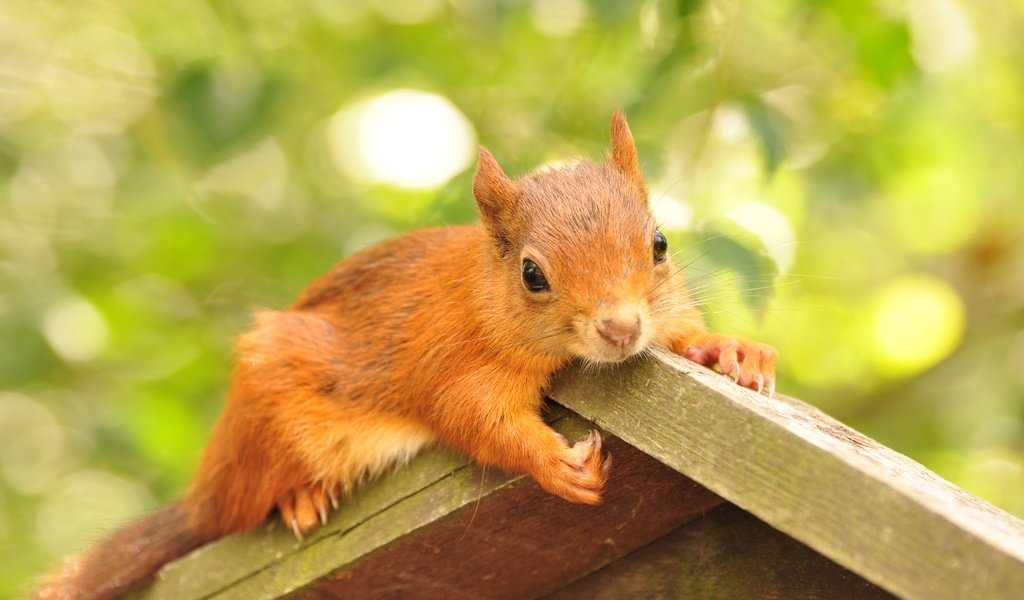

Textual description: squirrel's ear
[608,111,648,201]
[473,146,521,256]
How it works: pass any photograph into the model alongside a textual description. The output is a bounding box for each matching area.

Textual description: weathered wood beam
[288,435,720,599]
[547,352,1024,600]
[131,410,725,599]
[550,504,897,599]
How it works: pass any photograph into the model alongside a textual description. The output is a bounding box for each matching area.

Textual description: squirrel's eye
[653,229,668,264]
[522,259,550,292]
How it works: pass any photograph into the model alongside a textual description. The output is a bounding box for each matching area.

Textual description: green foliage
[1,0,1023,595]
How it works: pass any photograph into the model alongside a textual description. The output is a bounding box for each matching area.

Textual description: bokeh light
[327,90,476,190]
[870,275,966,377]
[41,297,109,364]
[908,0,976,74]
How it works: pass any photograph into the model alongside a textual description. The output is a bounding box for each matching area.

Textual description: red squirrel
[36,112,776,599]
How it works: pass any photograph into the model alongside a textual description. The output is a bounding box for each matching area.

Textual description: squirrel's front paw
[534,430,611,505]
[277,481,340,541]
[679,333,777,396]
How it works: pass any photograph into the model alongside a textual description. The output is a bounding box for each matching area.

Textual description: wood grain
[129,446,471,599]
[547,352,1024,600]
[134,412,724,599]
[290,435,722,599]
[549,504,896,600]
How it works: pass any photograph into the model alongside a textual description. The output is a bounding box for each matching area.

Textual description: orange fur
[35,112,776,599]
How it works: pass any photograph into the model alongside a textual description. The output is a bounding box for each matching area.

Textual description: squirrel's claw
[541,430,611,505]
[277,481,340,541]
[677,333,778,397]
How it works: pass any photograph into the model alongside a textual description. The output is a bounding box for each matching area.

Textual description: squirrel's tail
[33,500,209,600]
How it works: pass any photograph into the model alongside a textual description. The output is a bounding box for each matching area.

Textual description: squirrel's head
[473,112,679,364]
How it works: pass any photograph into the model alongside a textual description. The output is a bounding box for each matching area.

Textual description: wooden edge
[133,410,577,598]
[131,446,471,599]
[549,504,896,599]
[288,434,722,599]
[133,408,723,599]
[547,352,1024,600]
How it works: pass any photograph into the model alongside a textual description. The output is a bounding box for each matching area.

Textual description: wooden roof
[130,355,1024,599]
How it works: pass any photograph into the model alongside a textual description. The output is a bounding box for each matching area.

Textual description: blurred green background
[2,0,1023,595]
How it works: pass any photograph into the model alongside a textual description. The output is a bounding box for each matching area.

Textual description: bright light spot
[531,0,589,38]
[870,275,965,377]
[42,296,108,363]
[650,190,694,232]
[201,137,289,210]
[908,0,976,73]
[713,104,748,143]
[371,0,444,25]
[328,90,476,190]
[0,392,66,494]
[726,202,796,273]
[36,469,152,558]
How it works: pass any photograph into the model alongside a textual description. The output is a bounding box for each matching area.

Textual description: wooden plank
[132,404,542,600]
[289,435,722,600]
[547,352,1024,600]
[133,409,723,599]
[549,504,896,599]
[130,447,470,599]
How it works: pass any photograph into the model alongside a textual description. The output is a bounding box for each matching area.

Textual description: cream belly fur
[295,415,436,492]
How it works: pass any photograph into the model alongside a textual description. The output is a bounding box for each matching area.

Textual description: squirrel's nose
[597,316,640,348]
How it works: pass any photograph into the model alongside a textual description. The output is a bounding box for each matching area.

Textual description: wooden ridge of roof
[130,354,1024,600]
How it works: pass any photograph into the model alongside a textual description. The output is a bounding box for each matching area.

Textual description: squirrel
[35,112,777,599]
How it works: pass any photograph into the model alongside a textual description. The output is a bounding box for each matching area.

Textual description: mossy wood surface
[547,353,1024,600]
[129,356,1024,599]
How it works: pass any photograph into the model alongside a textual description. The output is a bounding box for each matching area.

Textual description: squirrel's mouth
[575,337,646,364]
[566,311,649,364]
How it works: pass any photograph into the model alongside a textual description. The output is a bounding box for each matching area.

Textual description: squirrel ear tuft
[473,146,521,256]
[608,111,648,201]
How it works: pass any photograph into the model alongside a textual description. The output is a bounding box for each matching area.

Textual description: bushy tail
[34,500,209,600]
